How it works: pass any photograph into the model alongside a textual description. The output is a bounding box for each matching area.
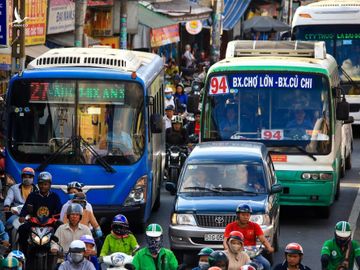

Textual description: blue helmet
[236,203,252,214]
[7,250,25,263]
[38,171,52,183]
[113,214,129,226]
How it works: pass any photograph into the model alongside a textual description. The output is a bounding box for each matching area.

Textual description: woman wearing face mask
[192,247,214,270]
[60,181,93,222]
[224,231,250,270]
[59,240,95,270]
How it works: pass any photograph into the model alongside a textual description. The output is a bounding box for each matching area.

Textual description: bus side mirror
[150,113,162,133]
[336,98,350,121]
[187,95,199,114]
[343,116,354,124]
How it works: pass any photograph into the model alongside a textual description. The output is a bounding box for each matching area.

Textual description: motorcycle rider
[223,204,274,270]
[132,223,178,270]
[321,221,360,270]
[166,115,189,146]
[63,192,102,238]
[60,181,93,221]
[50,203,92,254]
[80,234,100,270]
[59,240,95,270]
[7,250,26,270]
[4,167,38,227]
[186,109,201,136]
[192,247,214,270]
[273,243,311,270]
[100,214,139,257]
[18,171,62,253]
[224,231,250,270]
[208,250,229,270]
[164,105,175,130]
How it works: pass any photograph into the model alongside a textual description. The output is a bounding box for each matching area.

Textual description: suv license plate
[204,234,223,241]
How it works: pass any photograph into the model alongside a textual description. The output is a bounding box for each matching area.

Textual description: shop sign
[87,0,113,7]
[99,37,119,49]
[47,0,75,34]
[91,9,113,37]
[150,24,179,47]
[0,2,8,46]
[186,20,202,35]
[0,53,11,71]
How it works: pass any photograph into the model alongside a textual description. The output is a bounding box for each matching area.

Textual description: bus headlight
[250,214,270,226]
[171,213,196,226]
[301,172,332,180]
[123,176,147,206]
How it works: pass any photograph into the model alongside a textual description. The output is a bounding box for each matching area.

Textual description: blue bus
[4,47,165,228]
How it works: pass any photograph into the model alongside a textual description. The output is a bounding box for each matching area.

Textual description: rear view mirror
[343,116,354,124]
[150,113,162,133]
[270,183,283,194]
[336,98,350,121]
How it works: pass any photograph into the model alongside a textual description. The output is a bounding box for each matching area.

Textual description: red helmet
[228,231,244,243]
[240,265,256,270]
[285,242,303,255]
[21,167,35,177]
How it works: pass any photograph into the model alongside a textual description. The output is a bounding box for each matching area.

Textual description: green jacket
[100,233,139,256]
[132,247,178,270]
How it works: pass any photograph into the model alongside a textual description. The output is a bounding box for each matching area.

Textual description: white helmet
[69,240,86,253]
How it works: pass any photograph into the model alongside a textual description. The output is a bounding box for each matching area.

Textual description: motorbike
[166,145,188,195]
[26,216,58,270]
[100,252,133,270]
[244,245,265,270]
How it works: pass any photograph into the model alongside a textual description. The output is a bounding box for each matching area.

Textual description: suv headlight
[171,213,196,226]
[250,214,270,226]
[123,176,147,206]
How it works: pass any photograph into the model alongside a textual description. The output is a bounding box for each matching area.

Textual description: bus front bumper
[93,204,146,224]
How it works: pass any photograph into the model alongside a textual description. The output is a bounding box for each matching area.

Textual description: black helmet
[236,203,252,214]
[72,192,87,209]
[208,250,229,268]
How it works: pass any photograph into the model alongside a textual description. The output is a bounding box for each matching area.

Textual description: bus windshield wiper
[37,136,116,173]
[290,145,317,161]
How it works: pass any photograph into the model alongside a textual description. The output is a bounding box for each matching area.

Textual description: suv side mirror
[150,113,162,133]
[336,98,350,121]
[270,183,283,194]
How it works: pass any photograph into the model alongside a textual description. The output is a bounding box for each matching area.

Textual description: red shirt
[224,221,264,246]
[194,122,200,135]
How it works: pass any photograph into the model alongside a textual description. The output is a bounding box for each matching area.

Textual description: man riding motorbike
[166,115,189,146]
[59,240,95,270]
[273,243,311,270]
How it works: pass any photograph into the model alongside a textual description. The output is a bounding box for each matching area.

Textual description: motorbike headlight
[111,253,126,267]
[123,176,147,206]
[250,214,270,226]
[171,153,179,158]
[171,213,196,226]
[31,233,41,245]
[42,235,50,245]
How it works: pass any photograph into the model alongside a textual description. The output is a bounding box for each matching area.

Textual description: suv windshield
[8,79,145,165]
[179,163,266,194]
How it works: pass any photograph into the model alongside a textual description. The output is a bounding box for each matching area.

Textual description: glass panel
[179,163,266,194]
[9,80,145,165]
[203,72,331,154]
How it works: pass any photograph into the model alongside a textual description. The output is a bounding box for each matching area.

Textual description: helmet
[21,167,35,177]
[69,240,86,253]
[208,251,229,268]
[198,247,214,256]
[1,257,19,269]
[236,203,252,214]
[285,243,303,255]
[145,223,163,237]
[67,181,83,192]
[7,250,25,263]
[80,234,95,246]
[174,74,181,82]
[38,171,52,183]
[112,214,130,236]
[335,221,352,238]
[208,267,222,270]
[113,214,129,226]
[164,87,173,94]
[72,192,87,208]
[240,265,257,270]
[66,203,83,217]
[171,115,183,125]
[228,231,244,243]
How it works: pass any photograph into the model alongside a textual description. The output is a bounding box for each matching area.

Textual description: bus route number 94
[209,76,229,95]
[261,129,284,140]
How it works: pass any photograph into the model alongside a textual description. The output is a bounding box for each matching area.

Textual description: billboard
[47,0,75,34]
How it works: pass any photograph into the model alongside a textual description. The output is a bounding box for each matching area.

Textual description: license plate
[204,234,223,241]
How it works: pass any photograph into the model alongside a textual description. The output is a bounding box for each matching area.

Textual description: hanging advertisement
[186,20,203,35]
[0,1,8,46]
[47,0,75,34]
[150,24,179,48]
[8,0,47,45]
[99,36,119,49]
[87,0,113,7]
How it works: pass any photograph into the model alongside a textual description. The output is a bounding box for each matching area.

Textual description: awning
[47,32,101,48]
[138,4,178,29]
[25,45,50,59]
[223,0,252,30]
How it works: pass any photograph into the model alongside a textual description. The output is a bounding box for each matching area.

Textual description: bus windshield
[9,79,145,165]
[202,72,331,154]
[292,24,360,86]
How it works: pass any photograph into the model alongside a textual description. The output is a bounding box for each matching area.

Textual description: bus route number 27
[209,76,229,95]
[261,129,284,140]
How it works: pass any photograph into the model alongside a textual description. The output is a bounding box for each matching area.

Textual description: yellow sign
[99,37,119,49]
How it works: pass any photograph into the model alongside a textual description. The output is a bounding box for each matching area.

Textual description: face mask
[198,262,209,270]
[146,235,163,255]
[68,193,75,200]
[229,242,242,253]
[165,94,172,99]
[23,178,33,185]
[70,252,84,264]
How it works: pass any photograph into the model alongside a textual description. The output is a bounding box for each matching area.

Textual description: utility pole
[210,0,223,65]
[11,0,26,74]
[75,0,87,47]
[120,0,128,49]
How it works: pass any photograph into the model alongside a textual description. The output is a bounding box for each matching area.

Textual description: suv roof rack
[28,47,149,72]
[225,41,327,60]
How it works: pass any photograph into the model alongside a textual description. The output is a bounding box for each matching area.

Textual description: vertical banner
[0,1,8,46]
[24,0,47,45]
[47,0,75,34]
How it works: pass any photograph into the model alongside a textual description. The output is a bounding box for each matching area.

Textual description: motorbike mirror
[51,235,59,243]
[165,182,177,194]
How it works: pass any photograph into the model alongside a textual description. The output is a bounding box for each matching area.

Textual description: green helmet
[145,223,163,237]
[1,257,20,269]
[335,221,351,238]
[198,247,214,256]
